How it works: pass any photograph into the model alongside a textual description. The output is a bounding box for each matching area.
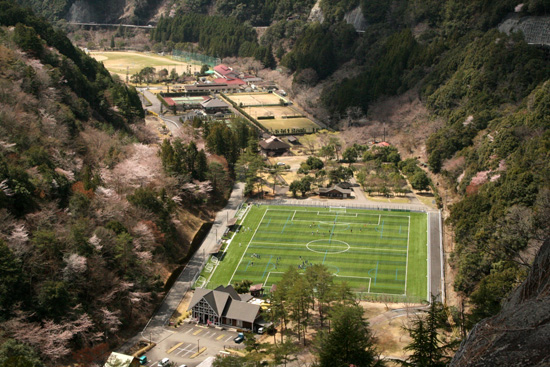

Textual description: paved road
[428,211,444,302]
[69,22,155,29]
[140,89,182,135]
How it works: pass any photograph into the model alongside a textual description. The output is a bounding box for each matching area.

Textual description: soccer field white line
[404,216,411,295]
[263,271,284,287]
[333,274,372,293]
[264,272,407,296]
[270,208,410,219]
[249,241,409,252]
[427,212,430,300]
[228,209,269,285]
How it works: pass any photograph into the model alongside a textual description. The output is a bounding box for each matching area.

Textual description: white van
[158,358,170,366]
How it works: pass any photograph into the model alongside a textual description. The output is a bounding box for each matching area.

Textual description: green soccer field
[197,205,428,302]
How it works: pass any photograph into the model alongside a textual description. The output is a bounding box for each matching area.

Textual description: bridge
[67,22,156,29]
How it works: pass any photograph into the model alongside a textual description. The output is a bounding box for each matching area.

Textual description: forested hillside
[151,14,275,67]
[0,2,198,365]
[238,0,550,340]
[296,0,550,332]
[15,0,163,24]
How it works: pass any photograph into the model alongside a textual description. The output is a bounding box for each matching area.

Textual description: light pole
[197,338,200,353]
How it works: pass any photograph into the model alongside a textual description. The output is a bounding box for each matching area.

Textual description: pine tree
[262,44,276,69]
[195,150,208,181]
[316,304,382,367]
[403,298,454,367]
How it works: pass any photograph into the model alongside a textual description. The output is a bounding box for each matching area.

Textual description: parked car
[138,355,148,365]
[158,358,170,366]
[257,327,265,334]
[234,332,245,343]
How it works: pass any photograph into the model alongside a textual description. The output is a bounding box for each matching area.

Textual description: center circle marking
[306,239,350,254]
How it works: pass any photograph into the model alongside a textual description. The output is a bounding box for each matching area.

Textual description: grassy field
[197,205,428,302]
[246,105,302,118]
[89,51,202,77]
[261,118,320,131]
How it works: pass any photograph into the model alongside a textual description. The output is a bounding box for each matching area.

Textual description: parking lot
[142,323,245,367]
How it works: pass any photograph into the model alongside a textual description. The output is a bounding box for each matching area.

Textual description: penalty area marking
[306,239,350,254]
[332,274,372,293]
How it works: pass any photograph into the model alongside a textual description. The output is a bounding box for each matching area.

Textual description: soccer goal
[329,206,347,214]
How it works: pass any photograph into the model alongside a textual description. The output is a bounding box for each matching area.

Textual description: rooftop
[259,136,291,151]
[319,186,352,194]
[188,285,261,324]
[201,97,229,109]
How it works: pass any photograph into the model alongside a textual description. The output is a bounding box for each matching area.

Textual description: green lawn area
[89,51,202,76]
[261,117,320,132]
[197,205,428,302]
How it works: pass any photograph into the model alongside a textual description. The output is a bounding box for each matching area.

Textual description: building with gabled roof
[188,285,261,330]
[213,64,238,78]
[201,97,229,113]
[319,185,353,198]
[259,136,291,156]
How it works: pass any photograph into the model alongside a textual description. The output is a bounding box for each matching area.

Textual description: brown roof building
[319,186,353,199]
[184,83,241,95]
[188,285,261,330]
[201,97,229,113]
[259,136,290,156]
[249,284,264,297]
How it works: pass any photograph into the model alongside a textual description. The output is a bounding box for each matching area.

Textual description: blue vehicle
[139,355,148,365]
[234,332,245,343]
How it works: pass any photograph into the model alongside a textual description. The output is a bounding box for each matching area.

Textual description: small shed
[287,136,299,144]
[250,284,264,297]
[337,182,353,189]
[319,186,352,199]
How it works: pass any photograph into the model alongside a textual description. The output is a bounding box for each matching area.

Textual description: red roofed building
[213,64,246,85]
[213,64,239,78]
[213,77,246,85]
[164,97,176,106]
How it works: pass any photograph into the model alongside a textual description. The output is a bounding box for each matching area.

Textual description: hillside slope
[0,2,211,365]
[15,0,164,24]
[450,238,550,366]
